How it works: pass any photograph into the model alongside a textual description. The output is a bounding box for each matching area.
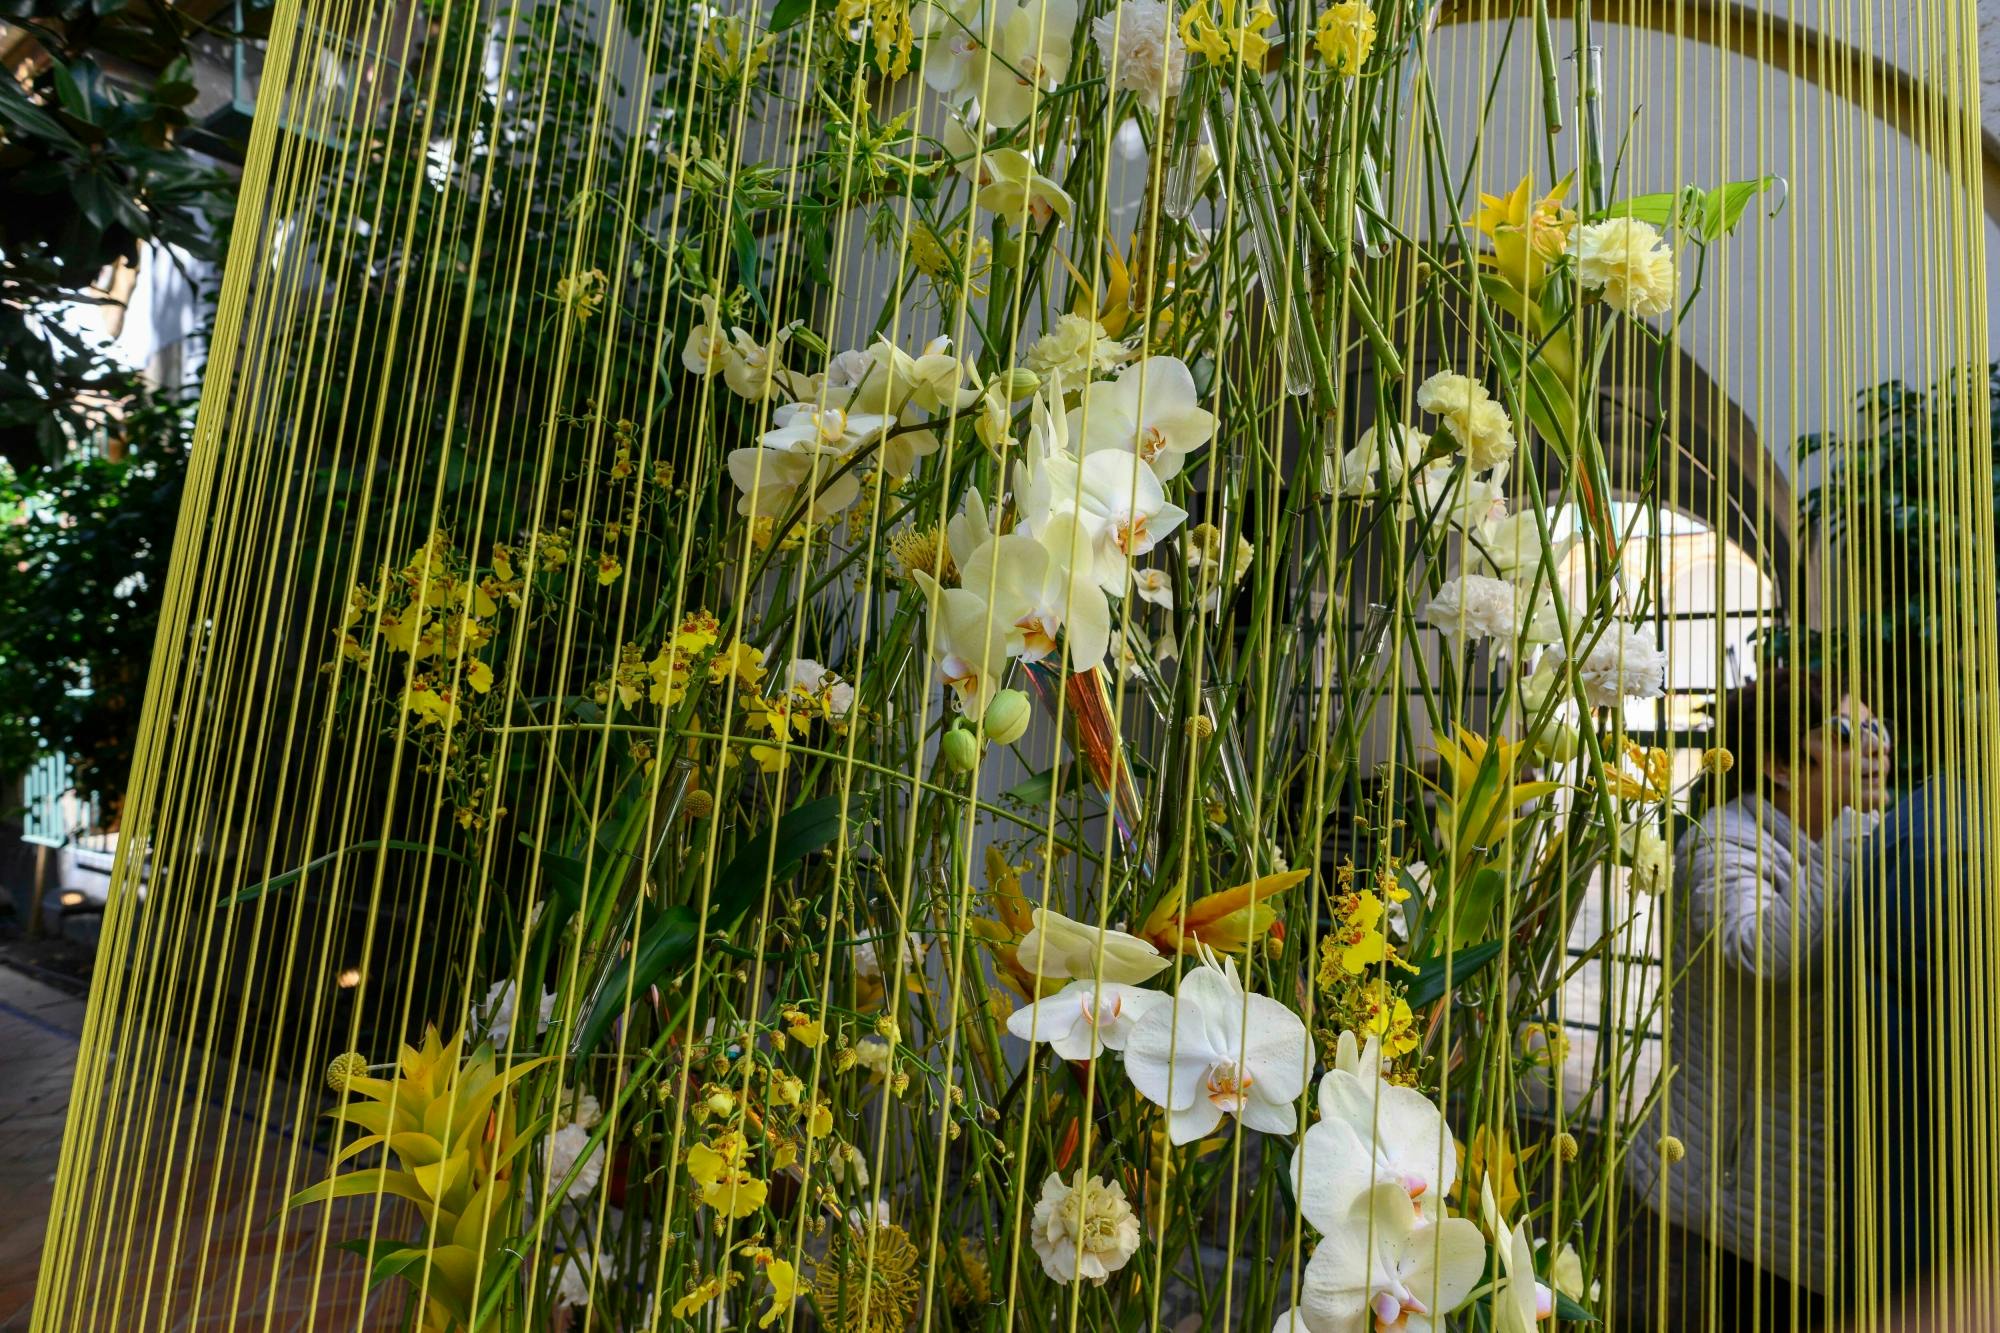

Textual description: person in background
[1619,668,1892,1330]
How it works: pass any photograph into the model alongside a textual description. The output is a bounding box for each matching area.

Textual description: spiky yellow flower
[289,1028,546,1331]
[907,221,992,298]
[1179,0,1276,65]
[887,524,956,584]
[812,1221,922,1333]
[944,1236,993,1308]
[555,267,609,323]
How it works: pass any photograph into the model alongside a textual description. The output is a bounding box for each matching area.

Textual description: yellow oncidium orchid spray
[1140,867,1310,956]
[290,1028,549,1331]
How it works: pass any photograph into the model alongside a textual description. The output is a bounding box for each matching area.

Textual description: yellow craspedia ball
[684,788,715,820]
[1660,1134,1686,1164]
[1186,714,1215,741]
[1700,746,1736,776]
[325,1051,370,1093]
[1555,1131,1580,1163]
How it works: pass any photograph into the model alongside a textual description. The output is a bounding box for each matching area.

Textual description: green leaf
[1694,175,1783,240]
[1555,1291,1599,1323]
[768,0,818,31]
[227,839,482,905]
[1405,938,1505,1009]
[518,833,589,915]
[1593,191,1680,227]
[0,89,81,148]
[571,793,865,1056]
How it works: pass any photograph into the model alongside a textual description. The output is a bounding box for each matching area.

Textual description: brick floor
[0,966,395,1331]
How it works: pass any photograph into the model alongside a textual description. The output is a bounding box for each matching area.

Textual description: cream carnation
[1024,314,1132,380]
[1030,1172,1142,1285]
[1091,0,1185,106]
[1575,218,1678,317]
[1553,622,1668,707]
[1416,372,1516,471]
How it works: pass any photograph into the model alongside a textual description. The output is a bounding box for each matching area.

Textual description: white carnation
[1423,574,1524,641]
[1575,218,1677,317]
[1555,623,1668,707]
[475,980,555,1044]
[1091,0,1185,106]
[1030,1172,1142,1285]
[546,1121,603,1200]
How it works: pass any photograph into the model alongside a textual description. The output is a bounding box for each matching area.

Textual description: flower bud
[1186,713,1215,741]
[983,689,1032,745]
[1700,746,1735,776]
[1534,722,1581,764]
[324,1052,370,1093]
[941,724,980,774]
[1660,1134,1686,1164]
[1555,1131,1580,1162]
[999,368,1042,401]
[683,787,714,820]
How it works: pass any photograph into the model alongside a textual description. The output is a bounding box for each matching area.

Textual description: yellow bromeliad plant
[291,1028,548,1330]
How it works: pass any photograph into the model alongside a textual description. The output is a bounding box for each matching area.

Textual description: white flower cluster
[686,315,970,525]
[916,355,1215,712]
[1090,0,1185,107]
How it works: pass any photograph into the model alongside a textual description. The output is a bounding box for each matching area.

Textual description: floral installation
[263,0,1784,1326]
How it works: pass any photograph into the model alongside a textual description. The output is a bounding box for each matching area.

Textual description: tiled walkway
[0,966,390,1331]
[0,967,81,1330]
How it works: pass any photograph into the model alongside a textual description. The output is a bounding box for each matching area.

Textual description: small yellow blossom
[671,1277,725,1319]
[1313,1,1375,72]
[555,268,609,322]
[1179,0,1276,65]
[686,1131,768,1219]
[782,1008,827,1048]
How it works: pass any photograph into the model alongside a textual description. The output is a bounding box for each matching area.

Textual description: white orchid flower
[1123,949,1310,1143]
[758,400,893,456]
[957,514,1111,674]
[1293,1182,1486,1333]
[975,148,1074,230]
[1130,567,1173,608]
[1015,906,1169,984]
[1473,510,1578,584]
[919,0,998,107]
[1006,980,1167,1059]
[680,293,731,376]
[982,0,1077,126]
[1335,422,1427,499]
[719,325,795,402]
[725,445,862,520]
[1481,1175,1556,1333]
[911,574,1011,715]
[1067,356,1216,480]
[1018,449,1187,596]
[1292,1056,1457,1226]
